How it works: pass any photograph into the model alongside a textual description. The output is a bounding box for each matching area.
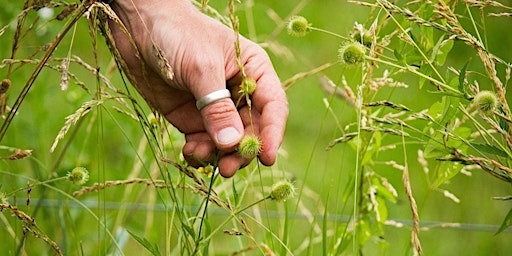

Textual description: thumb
[199,94,244,151]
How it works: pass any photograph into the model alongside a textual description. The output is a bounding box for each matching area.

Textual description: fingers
[239,42,289,166]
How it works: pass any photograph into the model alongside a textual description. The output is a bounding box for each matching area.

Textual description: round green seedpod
[287,16,311,37]
[473,90,498,113]
[238,135,261,159]
[240,77,257,95]
[67,167,89,185]
[339,42,366,65]
[269,180,295,202]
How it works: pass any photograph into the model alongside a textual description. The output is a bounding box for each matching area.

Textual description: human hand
[108,0,288,177]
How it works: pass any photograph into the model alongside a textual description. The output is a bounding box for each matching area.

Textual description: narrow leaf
[496,207,512,235]
[458,61,470,94]
[127,230,161,256]
[470,143,509,158]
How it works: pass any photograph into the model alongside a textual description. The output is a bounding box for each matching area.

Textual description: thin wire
[17,198,512,233]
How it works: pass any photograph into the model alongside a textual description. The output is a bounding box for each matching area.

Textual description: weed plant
[0,0,512,255]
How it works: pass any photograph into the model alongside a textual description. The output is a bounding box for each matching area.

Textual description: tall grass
[0,0,512,255]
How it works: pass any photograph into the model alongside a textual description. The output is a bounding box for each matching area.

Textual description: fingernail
[217,127,241,145]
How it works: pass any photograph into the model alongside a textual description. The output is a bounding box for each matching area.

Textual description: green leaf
[470,143,510,158]
[432,162,463,188]
[375,183,397,204]
[446,127,471,149]
[341,174,355,202]
[418,64,433,89]
[333,228,352,255]
[394,49,406,66]
[498,106,511,133]
[375,197,388,223]
[357,215,373,245]
[429,35,445,63]
[127,230,161,256]
[496,207,512,235]
[437,39,453,65]
[458,61,470,94]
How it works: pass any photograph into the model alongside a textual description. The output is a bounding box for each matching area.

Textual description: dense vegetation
[1,0,511,255]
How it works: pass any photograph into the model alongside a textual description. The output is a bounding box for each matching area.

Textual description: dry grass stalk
[319,76,356,106]
[398,123,423,255]
[0,203,35,225]
[72,178,169,197]
[0,1,97,143]
[23,226,63,256]
[282,62,335,90]
[4,149,33,160]
[0,203,62,255]
[230,243,275,256]
[50,99,104,152]
[0,58,89,93]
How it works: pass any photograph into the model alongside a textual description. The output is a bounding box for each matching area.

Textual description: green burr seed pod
[287,16,311,37]
[339,42,366,65]
[473,90,498,113]
[269,180,295,202]
[240,77,257,95]
[238,135,261,159]
[67,167,89,185]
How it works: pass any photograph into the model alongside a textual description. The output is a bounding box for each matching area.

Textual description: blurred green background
[1,0,512,255]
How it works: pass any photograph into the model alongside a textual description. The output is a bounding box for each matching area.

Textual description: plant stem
[310,27,349,40]
[201,196,270,243]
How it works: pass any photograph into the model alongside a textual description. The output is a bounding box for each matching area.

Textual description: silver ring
[196,89,231,110]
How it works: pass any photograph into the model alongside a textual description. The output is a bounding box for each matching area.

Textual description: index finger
[243,47,289,166]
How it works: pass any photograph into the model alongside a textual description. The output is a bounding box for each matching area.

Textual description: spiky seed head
[240,77,257,96]
[339,42,366,65]
[287,16,311,37]
[238,135,261,159]
[474,90,498,113]
[67,167,89,185]
[269,180,295,202]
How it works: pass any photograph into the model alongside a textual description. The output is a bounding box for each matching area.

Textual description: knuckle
[203,99,236,122]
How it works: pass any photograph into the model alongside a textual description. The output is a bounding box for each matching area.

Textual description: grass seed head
[270,180,295,202]
[67,167,89,185]
[238,135,261,159]
[287,16,311,37]
[474,90,498,113]
[0,192,7,204]
[339,42,366,65]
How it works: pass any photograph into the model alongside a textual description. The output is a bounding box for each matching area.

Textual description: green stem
[310,27,349,40]
[201,196,270,242]
[6,176,68,197]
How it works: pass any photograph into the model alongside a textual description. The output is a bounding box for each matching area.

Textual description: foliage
[0,0,511,255]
